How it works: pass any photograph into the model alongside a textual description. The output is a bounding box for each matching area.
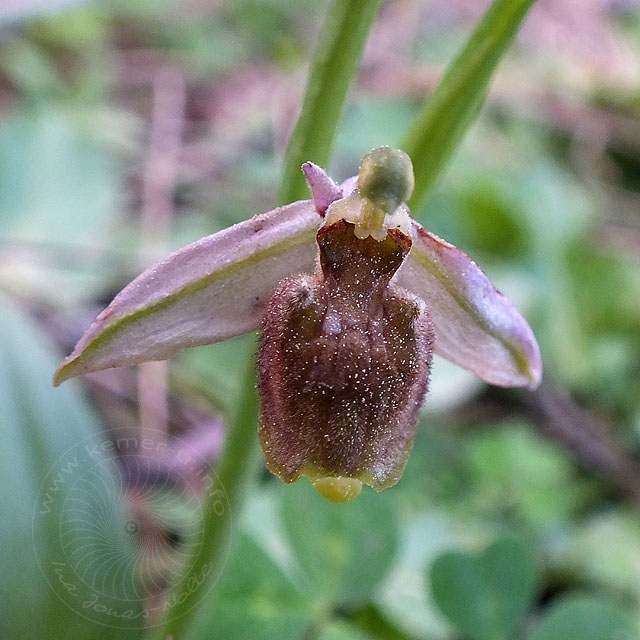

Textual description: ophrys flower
[55,147,541,502]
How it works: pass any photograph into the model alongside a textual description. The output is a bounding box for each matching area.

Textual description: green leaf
[186,533,312,640]
[401,0,537,208]
[567,511,640,600]
[429,535,538,640]
[466,426,586,529]
[528,594,639,640]
[278,0,382,205]
[281,480,398,608]
[376,513,461,640]
[0,298,142,639]
[316,621,377,640]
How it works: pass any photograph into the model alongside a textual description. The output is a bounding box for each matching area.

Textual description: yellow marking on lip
[311,476,363,503]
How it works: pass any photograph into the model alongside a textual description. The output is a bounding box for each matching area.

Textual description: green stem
[402,0,537,209]
[150,337,260,640]
[277,0,382,205]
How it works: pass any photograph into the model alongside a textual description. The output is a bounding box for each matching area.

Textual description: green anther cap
[358,147,414,213]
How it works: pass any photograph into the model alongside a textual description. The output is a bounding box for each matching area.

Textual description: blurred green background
[1,1,640,639]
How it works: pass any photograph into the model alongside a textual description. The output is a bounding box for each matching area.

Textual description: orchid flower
[54,147,541,503]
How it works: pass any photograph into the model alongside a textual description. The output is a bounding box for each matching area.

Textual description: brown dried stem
[138,67,186,446]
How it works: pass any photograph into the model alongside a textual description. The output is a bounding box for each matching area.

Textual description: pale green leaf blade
[528,594,639,640]
[429,535,538,640]
[0,298,142,639]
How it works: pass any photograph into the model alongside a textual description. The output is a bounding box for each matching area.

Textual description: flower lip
[257,217,434,497]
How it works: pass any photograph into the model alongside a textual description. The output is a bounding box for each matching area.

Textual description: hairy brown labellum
[257,219,434,502]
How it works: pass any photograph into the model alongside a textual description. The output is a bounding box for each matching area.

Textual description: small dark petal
[257,221,434,498]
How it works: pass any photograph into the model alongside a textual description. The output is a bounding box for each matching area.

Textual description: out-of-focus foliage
[187,533,312,640]
[187,482,398,640]
[527,594,639,640]
[0,298,142,638]
[429,535,538,640]
[278,0,382,204]
[2,0,640,639]
[281,481,398,607]
[0,107,122,304]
